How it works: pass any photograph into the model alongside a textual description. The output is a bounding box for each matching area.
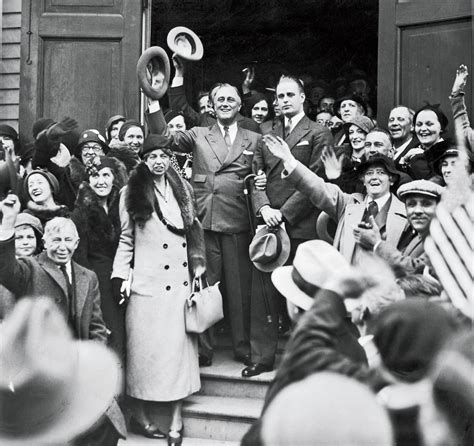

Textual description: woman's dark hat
[334,93,368,117]
[136,46,170,100]
[75,129,109,157]
[24,169,60,199]
[356,153,401,181]
[0,125,18,140]
[167,26,204,61]
[141,134,173,158]
[249,225,290,272]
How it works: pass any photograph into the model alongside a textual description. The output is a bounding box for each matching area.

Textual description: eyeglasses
[81,144,103,154]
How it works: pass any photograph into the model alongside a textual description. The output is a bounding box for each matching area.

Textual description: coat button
[166,285,171,291]
[184,281,188,286]
[164,265,170,270]
[163,244,168,249]
[183,262,187,267]
[182,242,186,248]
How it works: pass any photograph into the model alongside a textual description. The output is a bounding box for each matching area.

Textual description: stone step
[199,349,274,399]
[181,395,263,442]
[121,433,239,445]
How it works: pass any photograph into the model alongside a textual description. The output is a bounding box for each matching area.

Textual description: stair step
[181,395,263,441]
[120,434,240,445]
[200,349,274,399]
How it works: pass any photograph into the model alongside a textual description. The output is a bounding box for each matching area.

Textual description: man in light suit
[261,142,408,265]
[154,84,263,366]
[0,195,126,445]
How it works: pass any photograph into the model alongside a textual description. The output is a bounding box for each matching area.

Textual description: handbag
[184,277,223,334]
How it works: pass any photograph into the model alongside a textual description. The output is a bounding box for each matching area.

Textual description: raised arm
[450,64,472,149]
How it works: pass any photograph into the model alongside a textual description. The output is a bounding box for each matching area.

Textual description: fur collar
[68,157,87,189]
[26,201,70,224]
[126,163,195,231]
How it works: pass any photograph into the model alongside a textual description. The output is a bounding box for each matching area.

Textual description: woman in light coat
[112,134,205,446]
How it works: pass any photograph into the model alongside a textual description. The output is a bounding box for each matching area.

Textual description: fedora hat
[355,153,401,181]
[0,297,120,444]
[249,225,290,272]
[271,240,351,311]
[167,26,204,61]
[136,46,171,100]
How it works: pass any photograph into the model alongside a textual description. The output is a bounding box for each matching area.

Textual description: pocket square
[296,141,310,146]
[243,150,254,155]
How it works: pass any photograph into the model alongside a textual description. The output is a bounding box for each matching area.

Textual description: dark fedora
[167,26,204,61]
[249,225,290,273]
[0,297,120,444]
[356,153,401,181]
[136,46,171,100]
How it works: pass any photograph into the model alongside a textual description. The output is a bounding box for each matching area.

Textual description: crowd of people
[0,51,472,446]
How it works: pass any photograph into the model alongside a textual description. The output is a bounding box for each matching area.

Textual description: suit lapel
[386,195,407,247]
[38,253,69,296]
[72,262,88,327]
[205,125,228,165]
[286,116,311,150]
[343,203,365,260]
[220,127,250,170]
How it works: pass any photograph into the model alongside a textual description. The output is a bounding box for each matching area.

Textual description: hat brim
[167,26,204,61]
[136,46,171,100]
[356,158,401,181]
[0,341,121,445]
[271,266,314,311]
[251,226,291,273]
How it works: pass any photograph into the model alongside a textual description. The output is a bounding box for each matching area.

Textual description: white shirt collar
[284,110,305,132]
[217,121,238,145]
[366,192,391,210]
[58,261,72,282]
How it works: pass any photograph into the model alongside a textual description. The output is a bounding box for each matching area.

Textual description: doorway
[150,0,379,115]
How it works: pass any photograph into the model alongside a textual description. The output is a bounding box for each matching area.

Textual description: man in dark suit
[0,194,126,445]
[168,55,261,133]
[387,105,420,169]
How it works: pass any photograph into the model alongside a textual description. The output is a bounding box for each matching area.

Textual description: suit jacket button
[183,281,188,286]
[163,244,168,249]
[182,242,186,248]
[183,262,187,267]
[166,285,171,291]
[164,265,170,270]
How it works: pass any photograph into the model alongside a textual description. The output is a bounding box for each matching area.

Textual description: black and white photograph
[0,0,472,445]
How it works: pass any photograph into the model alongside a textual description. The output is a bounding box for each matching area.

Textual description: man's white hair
[43,217,79,240]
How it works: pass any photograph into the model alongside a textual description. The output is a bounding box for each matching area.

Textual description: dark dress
[71,182,125,360]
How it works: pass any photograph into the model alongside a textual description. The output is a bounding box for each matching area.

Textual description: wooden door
[378,0,472,135]
[19,0,143,142]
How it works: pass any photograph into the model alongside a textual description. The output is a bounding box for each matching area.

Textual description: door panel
[378,0,472,134]
[19,0,142,142]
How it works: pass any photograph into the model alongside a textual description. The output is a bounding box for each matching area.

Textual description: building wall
[1,0,21,131]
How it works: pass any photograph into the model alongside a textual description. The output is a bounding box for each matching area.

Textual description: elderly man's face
[44,225,79,265]
[363,165,393,199]
[213,86,241,124]
[364,132,393,158]
[405,194,437,236]
[388,107,412,142]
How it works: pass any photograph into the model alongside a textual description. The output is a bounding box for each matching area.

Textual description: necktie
[364,200,379,223]
[60,265,75,325]
[223,126,232,150]
[284,118,292,139]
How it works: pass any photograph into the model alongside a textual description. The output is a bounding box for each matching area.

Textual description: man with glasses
[261,138,408,265]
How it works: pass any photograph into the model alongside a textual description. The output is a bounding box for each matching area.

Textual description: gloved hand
[111,277,127,306]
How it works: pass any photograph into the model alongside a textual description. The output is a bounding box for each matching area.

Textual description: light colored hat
[271,240,351,311]
[167,26,204,61]
[14,212,43,236]
[249,225,291,272]
[262,372,393,446]
[0,297,120,444]
[397,180,445,201]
